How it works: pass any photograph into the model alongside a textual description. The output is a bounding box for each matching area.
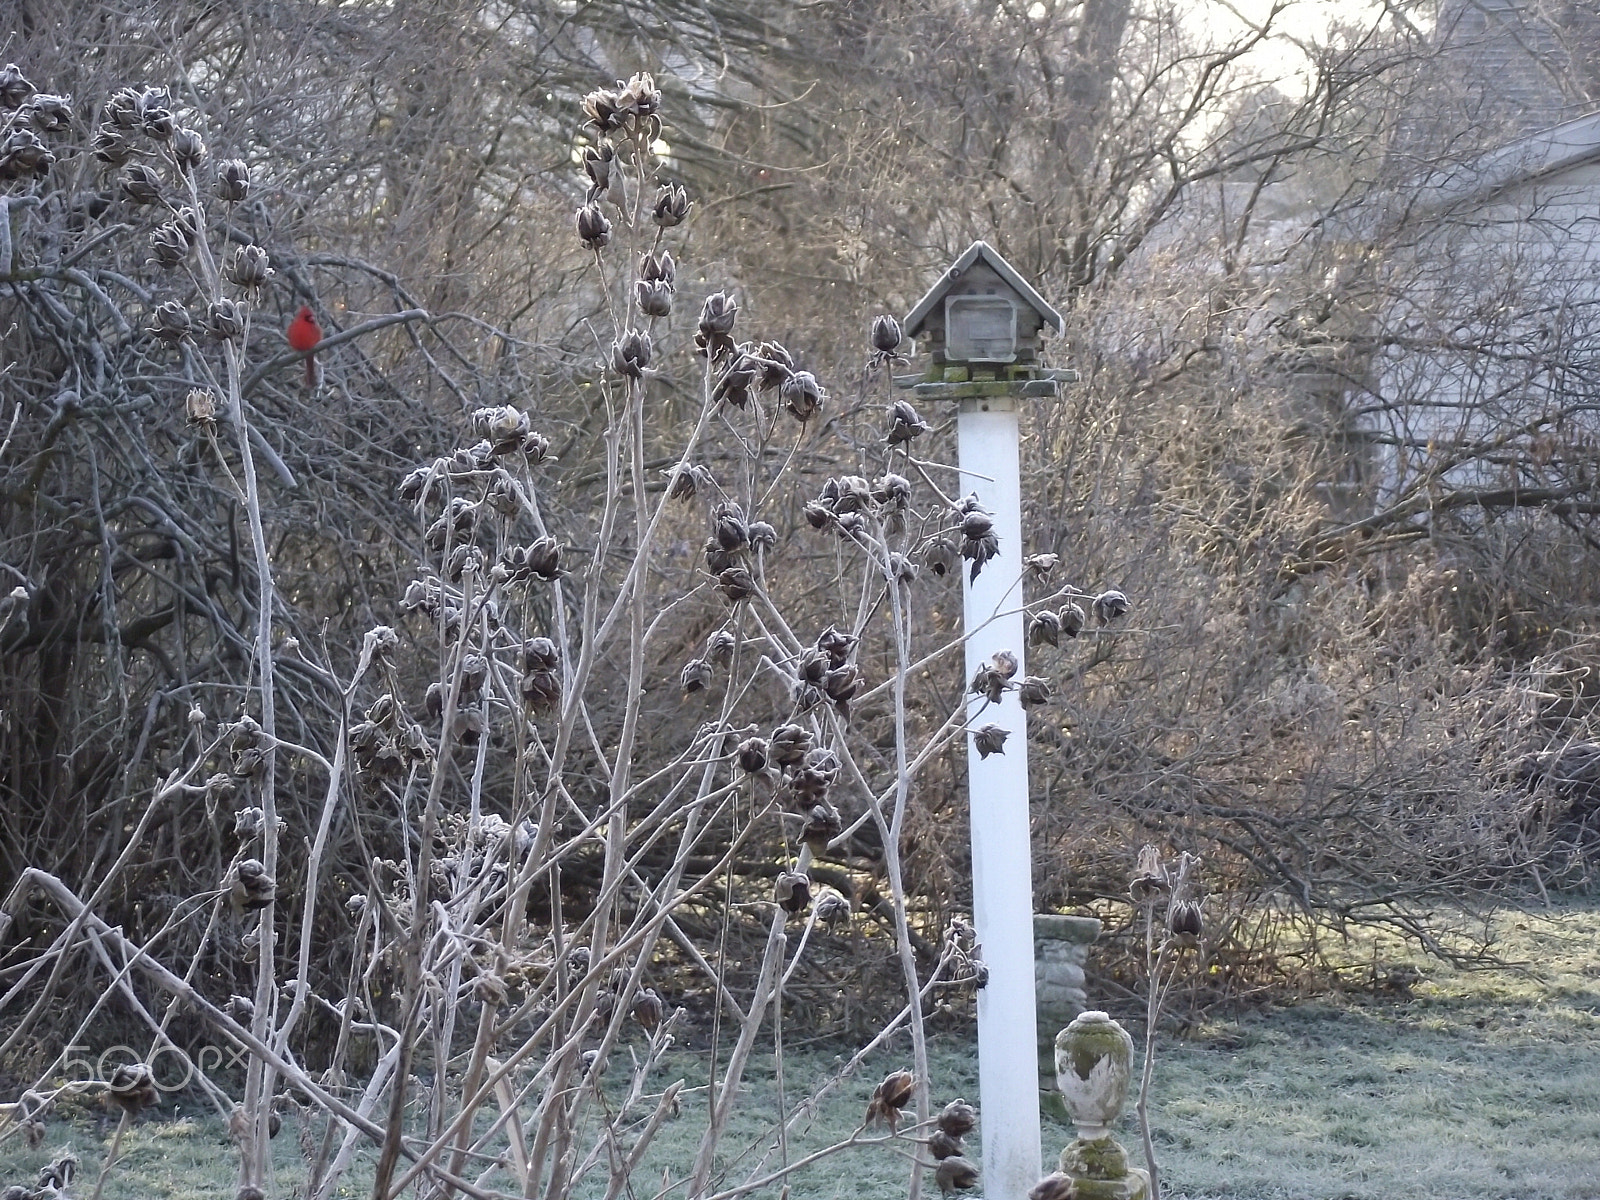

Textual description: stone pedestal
[1035,914,1099,1025]
[1035,913,1100,1110]
[1047,1011,1150,1200]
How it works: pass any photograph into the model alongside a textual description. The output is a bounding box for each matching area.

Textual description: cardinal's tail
[304,354,317,388]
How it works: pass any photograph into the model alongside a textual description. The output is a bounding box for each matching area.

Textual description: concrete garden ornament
[1036,1011,1151,1200]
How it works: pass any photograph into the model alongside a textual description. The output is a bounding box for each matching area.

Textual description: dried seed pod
[924,537,959,578]
[652,182,690,227]
[631,987,664,1032]
[961,530,1000,581]
[781,370,824,423]
[138,89,174,139]
[816,625,857,668]
[459,654,489,695]
[171,125,207,171]
[22,1119,45,1149]
[582,87,623,133]
[472,404,531,451]
[0,64,37,110]
[886,398,932,445]
[791,746,840,801]
[610,328,652,377]
[423,682,445,720]
[936,1098,977,1137]
[888,552,920,585]
[991,650,1019,681]
[814,889,852,927]
[1017,675,1054,709]
[217,157,250,202]
[773,870,812,915]
[524,536,565,581]
[640,249,676,285]
[752,340,794,390]
[206,298,244,341]
[185,387,218,430]
[748,521,777,554]
[519,430,554,462]
[960,509,994,539]
[831,476,875,515]
[400,578,440,614]
[92,123,133,165]
[635,278,673,318]
[801,803,842,855]
[1028,610,1061,648]
[0,128,53,179]
[226,244,274,291]
[865,1069,916,1131]
[23,94,72,133]
[1092,589,1130,623]
[150,300,192,341]
[230,858,277,911]
[149,221,191,267]
[716,566,755,603]
[928,1129,964,1160]
[1023,552,1060,579]
[522,637,560,671]
[969,661,1009,706]
[575,203,611,250]
[795,647,827,687]
[704,537,737,575]
[1029,1171,1077,1200]
[871,313,902,355]
[712,354,759,409]
[769,723,813,767]
[121,162,163,204]
[971,723,1009,759]
[680,657,712,696]
[696,291,738,360]
[736,736,769,773]
[620,71,662,121]
[871,472,911,508]
[935,1157,980,1198]
[663,462,712,501]
[1168,898,1204,945]
[582,139,615,197]
[37,1152,77,1191]
[706,628,737,664]
[107,1063,158,1115]
[105,86,142,128]
[803,501,835,531]
[1129,844,1168,905]
[1060,601,1087,638]
[232,806,268,839]
[824,663,861,717]
[713,501,749,551]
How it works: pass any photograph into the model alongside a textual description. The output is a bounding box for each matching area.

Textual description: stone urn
[1054,1010,1133,1139]
[1049,1011,1149,1200]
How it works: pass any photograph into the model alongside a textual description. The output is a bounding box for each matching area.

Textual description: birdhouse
[903,241,1065,376]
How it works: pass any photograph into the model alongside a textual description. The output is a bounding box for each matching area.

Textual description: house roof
[903,241,1065,339]
[1420,106,1600,212]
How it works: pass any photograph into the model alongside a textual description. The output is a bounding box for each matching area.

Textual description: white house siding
[1365,149,1600,507]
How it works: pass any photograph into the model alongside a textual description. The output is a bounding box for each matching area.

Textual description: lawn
[3,906,1598,1200]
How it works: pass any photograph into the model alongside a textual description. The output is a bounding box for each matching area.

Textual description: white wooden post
[958,392,1042,1200]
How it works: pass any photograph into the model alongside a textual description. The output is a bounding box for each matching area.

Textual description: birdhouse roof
[902,241,1065,339]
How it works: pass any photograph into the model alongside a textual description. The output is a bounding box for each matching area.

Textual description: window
[945,295,1017,362]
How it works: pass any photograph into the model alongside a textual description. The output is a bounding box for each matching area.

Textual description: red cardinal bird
[287,305,322,386]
